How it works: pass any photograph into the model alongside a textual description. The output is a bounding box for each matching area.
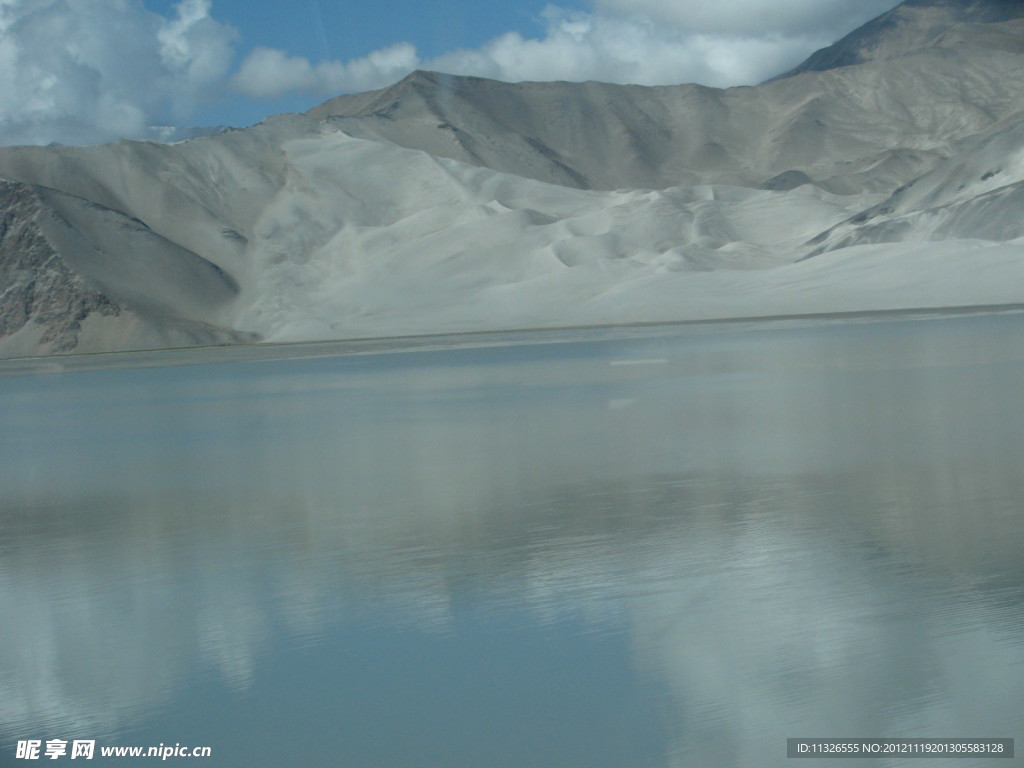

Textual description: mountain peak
[770,0,1024,80]
[392,69,442,87]
[307,70,472,122]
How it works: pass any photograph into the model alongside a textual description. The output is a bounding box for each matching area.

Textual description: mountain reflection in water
[1,312,1023,767]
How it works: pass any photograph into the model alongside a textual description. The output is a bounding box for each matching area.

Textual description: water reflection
[1,313,1022,766]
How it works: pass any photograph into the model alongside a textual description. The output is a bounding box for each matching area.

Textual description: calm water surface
[1,313,1023,767]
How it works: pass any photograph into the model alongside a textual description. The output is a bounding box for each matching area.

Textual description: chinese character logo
[71,741,95,760]
[16,740,41,760]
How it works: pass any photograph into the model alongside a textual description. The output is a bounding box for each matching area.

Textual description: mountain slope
[805,112,1024,254]
[0,176,259,356]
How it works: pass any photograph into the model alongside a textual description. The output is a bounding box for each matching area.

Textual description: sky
[0,0,900,146]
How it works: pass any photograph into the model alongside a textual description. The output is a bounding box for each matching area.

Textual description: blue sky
[144,0,555,61]
[0,0,899,146]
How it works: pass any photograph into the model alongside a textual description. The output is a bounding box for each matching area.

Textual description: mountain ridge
[305,35,1024,195]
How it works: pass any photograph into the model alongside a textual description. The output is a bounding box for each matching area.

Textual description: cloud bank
[232,0,899,99]
[0,0,235,146]
[232,42,419,100]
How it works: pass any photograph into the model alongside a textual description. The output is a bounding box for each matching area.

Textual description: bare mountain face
[2,0,1024,357]
[772,0,1024,79]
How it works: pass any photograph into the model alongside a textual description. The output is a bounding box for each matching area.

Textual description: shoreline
[2,300,1022,377]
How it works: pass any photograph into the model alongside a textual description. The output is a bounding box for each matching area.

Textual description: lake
[1,311,1022,766]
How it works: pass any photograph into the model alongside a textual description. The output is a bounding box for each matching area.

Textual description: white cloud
[157,0,237,115]
[428,7,818,87]
[231,42,419,99]
[230,0,899,103]
[0,0,236,146]
[590,0,896,38]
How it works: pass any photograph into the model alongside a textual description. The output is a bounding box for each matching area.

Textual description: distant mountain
[308,28,1024,195]
[2,2,1024,357]
[771,0,1024,79]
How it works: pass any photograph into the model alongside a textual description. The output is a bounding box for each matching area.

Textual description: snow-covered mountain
[2,0,1024,357]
